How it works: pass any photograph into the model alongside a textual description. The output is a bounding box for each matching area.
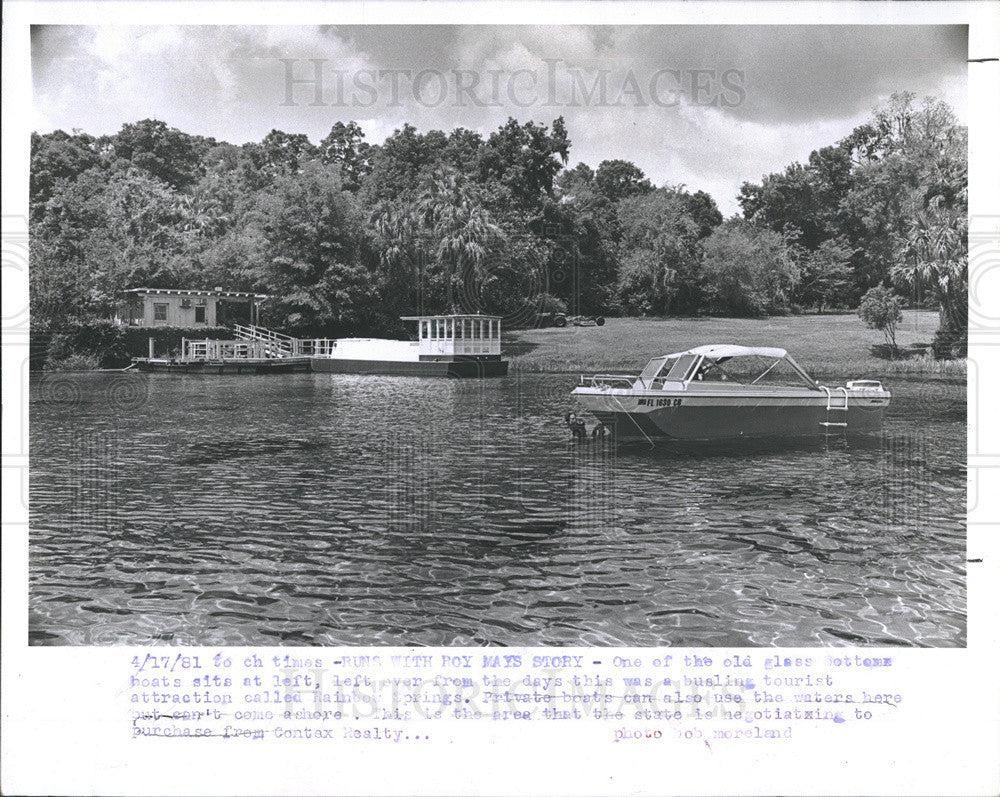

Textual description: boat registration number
[638,398,682,407]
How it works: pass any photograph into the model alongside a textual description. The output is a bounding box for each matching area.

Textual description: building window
[195,306,206,323]
[153,303,168,322]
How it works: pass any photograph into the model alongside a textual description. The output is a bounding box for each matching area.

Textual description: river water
[28,370,966,647]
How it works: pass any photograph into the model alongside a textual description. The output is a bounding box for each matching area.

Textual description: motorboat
[571,345,890,443]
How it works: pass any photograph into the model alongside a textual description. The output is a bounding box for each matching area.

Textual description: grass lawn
[504,311,965,379]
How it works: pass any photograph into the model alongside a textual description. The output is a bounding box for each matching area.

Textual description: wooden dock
[132,337,311,373]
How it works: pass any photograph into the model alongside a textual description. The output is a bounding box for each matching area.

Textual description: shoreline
[505,364,967,381]
[35,312,967,380]
[35,363,967,381]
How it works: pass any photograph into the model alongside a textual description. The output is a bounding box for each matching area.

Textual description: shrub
[858,286,904,354]
[534,293,568,315]
[44,352,102,371]
[33,320,233,369]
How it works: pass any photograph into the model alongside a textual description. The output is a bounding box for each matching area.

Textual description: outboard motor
[565,412,588,441]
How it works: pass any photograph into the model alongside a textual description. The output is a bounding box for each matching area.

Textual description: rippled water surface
[29,370,966,647]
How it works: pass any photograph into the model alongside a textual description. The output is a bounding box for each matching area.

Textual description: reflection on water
[29,371,966,647]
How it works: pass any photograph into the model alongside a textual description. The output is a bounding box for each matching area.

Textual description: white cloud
[32,24,967,214]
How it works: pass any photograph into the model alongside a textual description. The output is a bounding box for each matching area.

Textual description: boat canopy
[633,344,818,389]
[666,344,788,360]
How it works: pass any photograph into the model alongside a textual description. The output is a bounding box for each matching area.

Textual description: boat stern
[840,379,891,432]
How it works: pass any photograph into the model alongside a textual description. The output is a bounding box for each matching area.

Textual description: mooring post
[148,337,154,359]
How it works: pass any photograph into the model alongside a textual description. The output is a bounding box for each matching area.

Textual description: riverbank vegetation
[32,321,235,370]
[30,91,967,359]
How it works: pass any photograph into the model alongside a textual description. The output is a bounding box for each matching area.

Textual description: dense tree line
[739,93,967,353]
[30,92,966,352]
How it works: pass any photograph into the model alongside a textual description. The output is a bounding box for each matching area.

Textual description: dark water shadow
[179,437,325,466]
[605,434,886,461]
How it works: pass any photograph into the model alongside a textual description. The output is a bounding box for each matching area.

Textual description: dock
[132,338,311,373]
[130,314,508,377]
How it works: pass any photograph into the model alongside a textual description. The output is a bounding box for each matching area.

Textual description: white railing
[232,325,349,357]
[181,339,275,360]
[233,324,295,357]
[293,338,339,356]
[580,374,638,389]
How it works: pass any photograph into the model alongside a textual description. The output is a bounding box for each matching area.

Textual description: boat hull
[133,355,507,377]
[573,389,889,442]
[310,357,508,378]
[133,357,312,374]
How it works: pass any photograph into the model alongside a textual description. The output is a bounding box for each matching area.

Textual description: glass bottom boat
[571,345,891,443]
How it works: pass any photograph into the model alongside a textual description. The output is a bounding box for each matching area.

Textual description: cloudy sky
[32,25,966,214]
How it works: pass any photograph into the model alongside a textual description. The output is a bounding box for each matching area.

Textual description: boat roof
[123,288,268,299]
[664,344,788,359]
[399,314,503,321]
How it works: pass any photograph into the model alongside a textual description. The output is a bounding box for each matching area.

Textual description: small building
[116,288,267,327]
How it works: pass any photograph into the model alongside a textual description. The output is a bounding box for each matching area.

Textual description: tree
[368,166,505,318]
[798,237,855,311]
[249,159,368,333]
[878,98,969,356]
[241,129,317,189]
[556,162,595,196]
[416,168,501,311]
[362,123,451,205]
[319,121,372,191]
[700,221,799,316]
[738,162,828,252]
[549,182,618,314]
[594,159,652,203]
[107,119,204,189]
[684,190,724,241]
[840,93,966,314]
[858,286,904,354]
[615,188,703,314]
[477,117,570,209]
[30,130,102,222]
[894,194,968,356]
[30,164,113,321]
[740,92,966,325]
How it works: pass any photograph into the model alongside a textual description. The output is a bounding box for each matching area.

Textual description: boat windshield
[664,354,698,381]
[637,354,698,386]
[692,354,816,388]
[638,356,669,383]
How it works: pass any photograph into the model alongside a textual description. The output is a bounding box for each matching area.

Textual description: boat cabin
[633,345,819,390]
[116,288,267,328]
[400,314,503,358]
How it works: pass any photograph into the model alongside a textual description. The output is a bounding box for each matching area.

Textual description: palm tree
[893,192,968,355]
[369,198,425,315]
[416,169,500,312]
